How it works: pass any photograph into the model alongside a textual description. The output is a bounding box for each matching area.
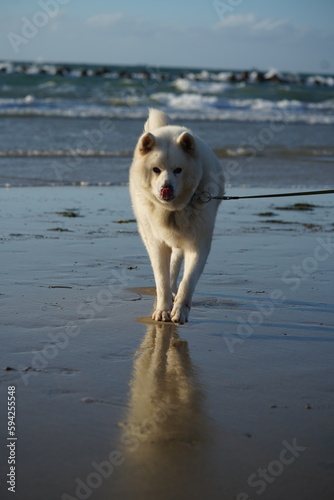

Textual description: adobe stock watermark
[19,268,131,386]
[140,65,162,95]
[281,234,334,290]
[213,0,245,21]
[193,108,288,207]
[223,115,287,187]
[137,65,160,110]
[237,438,307,499]
[7,0,72,54]
[225,235,334,353]
[51,118,116,182]
[61,400,179,500]
[51,65,161,181]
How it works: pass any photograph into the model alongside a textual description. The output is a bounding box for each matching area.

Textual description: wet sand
[1,186,334,500]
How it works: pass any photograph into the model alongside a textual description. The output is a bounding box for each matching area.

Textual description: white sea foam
[174,78,232,94]
[152,92,218,109]
[0,149,130,158]
[306,75,334,87]
[0,97,333,124]
[149,92,334,123]
[38,81,57,89]
[0,78,333,125]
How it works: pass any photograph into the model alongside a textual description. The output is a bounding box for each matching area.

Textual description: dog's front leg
[171,247,209,324]
[148,242,173,322]
[170,248,183,297]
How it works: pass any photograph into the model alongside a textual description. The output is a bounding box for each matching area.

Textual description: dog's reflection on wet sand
[118,320,209,499]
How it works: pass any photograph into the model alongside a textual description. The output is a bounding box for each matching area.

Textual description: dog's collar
[190,190,212,205]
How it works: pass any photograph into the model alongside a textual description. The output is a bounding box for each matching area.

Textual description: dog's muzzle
[160,185,174,201]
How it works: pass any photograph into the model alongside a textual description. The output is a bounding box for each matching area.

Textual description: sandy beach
[0,185,333,500]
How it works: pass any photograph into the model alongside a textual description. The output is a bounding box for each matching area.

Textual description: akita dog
[129,109,224,323]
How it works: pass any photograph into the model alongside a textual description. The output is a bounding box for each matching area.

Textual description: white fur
[129,108,225,323]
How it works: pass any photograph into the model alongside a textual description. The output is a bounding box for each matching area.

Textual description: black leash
[194,189,334,203]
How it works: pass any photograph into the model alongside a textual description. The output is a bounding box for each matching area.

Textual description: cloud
[252,17,290,33]
[214,13,293,39]
[214,13,257,28]
[208,12,334,72]
[86,13,123,29]
[1,8,332,73]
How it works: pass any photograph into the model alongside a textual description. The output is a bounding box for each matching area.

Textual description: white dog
[129,109,224,323]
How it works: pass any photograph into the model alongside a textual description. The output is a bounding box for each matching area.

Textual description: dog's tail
[144,108,171,132]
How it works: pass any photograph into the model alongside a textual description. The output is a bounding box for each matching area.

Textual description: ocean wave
[0,149,132,158]
[0,102,333,124]
[153,93,334,112]
[150,93,334,124]
[0,96,36,106]
[1,60,334,118]
[152,92,218,110]
[173,78,233,94]
[1,147,332,161]
[306,75,334,87]
[214,146,334,158]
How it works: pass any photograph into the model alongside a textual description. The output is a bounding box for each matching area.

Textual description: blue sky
[1,0,333,73]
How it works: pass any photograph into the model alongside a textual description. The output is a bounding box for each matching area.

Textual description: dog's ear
[177,131,196,155]
[139,132,156,155]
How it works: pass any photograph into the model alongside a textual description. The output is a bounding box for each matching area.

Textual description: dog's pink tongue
[161,187,173,200]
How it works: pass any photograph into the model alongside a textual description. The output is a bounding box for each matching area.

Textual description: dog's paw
[171,304,189,324]
[152,309,171,322]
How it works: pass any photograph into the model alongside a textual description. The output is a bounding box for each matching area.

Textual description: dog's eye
[173,167,182,174]
[153,167,161,174]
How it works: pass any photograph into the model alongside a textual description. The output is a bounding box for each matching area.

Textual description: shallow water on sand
[0,116,333,188]
[1,186,334,499]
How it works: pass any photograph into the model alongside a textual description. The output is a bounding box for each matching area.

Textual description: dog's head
[132,127,203,211]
